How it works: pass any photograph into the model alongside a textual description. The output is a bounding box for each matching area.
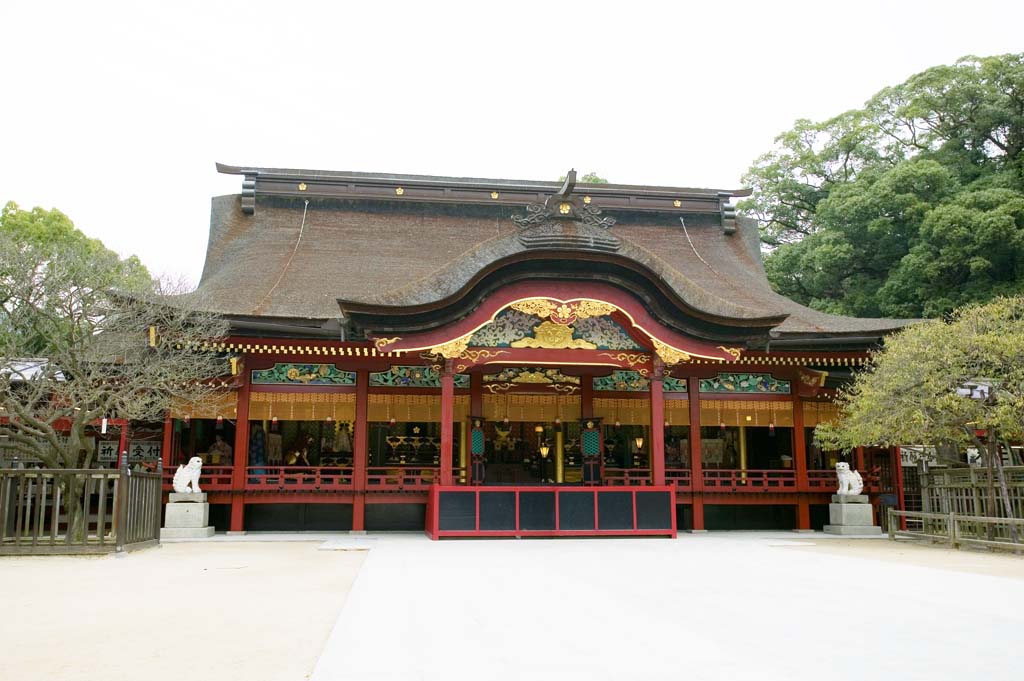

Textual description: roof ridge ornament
[511,168,616,230]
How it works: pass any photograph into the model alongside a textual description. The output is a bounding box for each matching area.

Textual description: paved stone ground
[0,542,365,681]
[311,532,1024,681]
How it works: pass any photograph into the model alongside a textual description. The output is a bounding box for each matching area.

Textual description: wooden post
[650,361,666,486]
[352,370,369,532]
[854,446,865,473]
[229,370,251,532]
[687,377,704,531]
[555,428,565,483]
[458,421,468,484]
[894,446,907,530]
[115,454,129,552]
[440,360,455,486]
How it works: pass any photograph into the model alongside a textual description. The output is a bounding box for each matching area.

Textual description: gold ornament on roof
[429,333,473,358]
[374,337,401,351]
[510,299,558,318]
[559,202,571,215]
[673,199,681,208]
[510,321,597,349]
[716,346,743,361]
[298,182,307,191]
[395,187,405,195]
[490,191,499,199]
[651,339,691,365]
[583,196,592,204]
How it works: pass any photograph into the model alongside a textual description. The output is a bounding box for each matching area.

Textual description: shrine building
[162,164,910,536]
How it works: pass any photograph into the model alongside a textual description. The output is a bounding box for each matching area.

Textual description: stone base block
[831,494,869,504]
[823,524,882,535]
[169,492,207,503]
[161,526,215,539]
[829,502,874,526]
[164,502,210,528]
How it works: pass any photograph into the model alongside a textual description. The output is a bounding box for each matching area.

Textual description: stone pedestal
[824,494,882,535]
[161,492,215,539]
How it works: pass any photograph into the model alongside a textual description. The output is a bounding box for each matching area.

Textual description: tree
[742,54,1024,318]
[558,172,608,184]
[1,202,228,538]
[817,296,1024,529]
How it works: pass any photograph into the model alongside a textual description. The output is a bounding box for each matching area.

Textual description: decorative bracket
[512,169,617,230]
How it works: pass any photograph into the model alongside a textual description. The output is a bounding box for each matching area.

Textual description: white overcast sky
[2,1,1022,285]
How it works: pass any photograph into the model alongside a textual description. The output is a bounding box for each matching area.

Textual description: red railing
[702,469,797,491]
[602,468,652,486]
[245,466,354,491]
[665,468,693,490]
[366,466,441,492]
[807,467,881,493]
[162,465,234,492]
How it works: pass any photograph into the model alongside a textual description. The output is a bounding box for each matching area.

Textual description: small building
[161,164,909,533]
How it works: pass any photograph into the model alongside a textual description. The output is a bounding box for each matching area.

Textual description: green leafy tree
[742,54,1024,318]
[1,202,228,539]
[558,172,608,184]
[817,296,1024,527]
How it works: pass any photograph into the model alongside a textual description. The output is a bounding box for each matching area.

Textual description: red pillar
[581,373,594,419]
[440,360,455,486]
[470,372,483,418]
[792,393,810,530]
[687,376,705,531]
[650,361,666,486]
[352,370,369,531]
[161,415,173,471]
[229,369,251,532]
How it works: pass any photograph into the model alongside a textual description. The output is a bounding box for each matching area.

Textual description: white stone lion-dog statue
[835,461,864,495]
[172,456,204,494]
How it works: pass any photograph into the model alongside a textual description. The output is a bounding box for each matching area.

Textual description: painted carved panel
[698,372,791,394]
[251,363,356,385]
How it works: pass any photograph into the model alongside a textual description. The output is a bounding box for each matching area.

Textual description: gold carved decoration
[509,298,618,325]
[298,182,307,191]
[510,299,558,318]
[490,191,499,199]
[583,196,592,204]
[673,199,681,208]
[395,187,405,195]
[553,384,580,394]
[717,346,743,361]
[599,352,651,368]
[558,202,571,214]
[651,339,691,365]
[374,337,401,351]
[484,382,515,394]
[430,333,473,358]
[455,348,510,372]
[510,321,597,349]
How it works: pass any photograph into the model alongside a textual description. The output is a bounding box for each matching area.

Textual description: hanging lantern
[271,416,278,424]
[326,415,333,423]
[183,414,191,426]
[216,415,224,429]
[389,417,397,426]
[769,422,776,436]
[554,418,561,426]
[503,416,509,425]
[614,420,621,428]
[719,422,725,431]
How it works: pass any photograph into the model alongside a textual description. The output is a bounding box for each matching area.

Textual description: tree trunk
[60,474,88,543]
[990,431,1019,544]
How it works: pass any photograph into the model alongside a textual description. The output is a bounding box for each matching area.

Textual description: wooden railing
[888,509,1024,553]
[1,456,161,555]
[245,466,354,491]
[702,469,797,491]
[162,465,234,492]
[366,466,441,491]
[665,469,693,490]
[602,468,652,486]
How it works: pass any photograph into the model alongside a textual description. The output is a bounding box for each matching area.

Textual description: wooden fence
[888,509,1024,553]
[0,455,162,555]
[920,466,1024,518]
